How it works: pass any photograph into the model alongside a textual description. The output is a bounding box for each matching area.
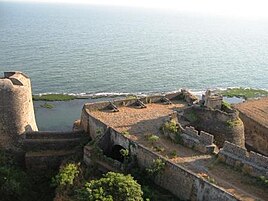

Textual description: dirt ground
[234,97,268,127]
[90,102,268,201]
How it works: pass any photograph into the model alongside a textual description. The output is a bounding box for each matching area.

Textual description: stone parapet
[219,141,268,177]
[180,126,216,154]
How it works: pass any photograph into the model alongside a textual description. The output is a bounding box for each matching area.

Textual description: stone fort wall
[180,126,216,154]
[183,106,245,148]
[84,125,239,201]
[219,141,268,178]
[0,72,38,151]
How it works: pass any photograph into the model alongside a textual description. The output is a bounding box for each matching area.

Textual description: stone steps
[25,131,86,139]
[25,150,76,169]
[23,138,83,151]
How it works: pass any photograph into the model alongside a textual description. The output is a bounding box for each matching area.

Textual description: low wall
[180,126,216,153]
[84,127,239,201]
[218,141,268,178]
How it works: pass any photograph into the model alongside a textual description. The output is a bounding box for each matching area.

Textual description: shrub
[146,159,166,176]
[170,150,177,158]
[163,120,177,133]
[153,146,165,153]
[120,149,129,157]
[146,134,160,144]
[52,163,79,187]
[77,172,143,201]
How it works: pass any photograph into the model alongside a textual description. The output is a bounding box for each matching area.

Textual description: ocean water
[1,2,268,96]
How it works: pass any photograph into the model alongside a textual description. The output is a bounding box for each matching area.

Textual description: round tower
[0,71,38,151]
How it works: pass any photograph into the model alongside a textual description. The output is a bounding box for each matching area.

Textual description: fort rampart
[218,141,268,178]
[84,125,239,201]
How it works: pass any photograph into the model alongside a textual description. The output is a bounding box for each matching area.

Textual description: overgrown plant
[52,163,80,187]
[146,158,166,177]
[76,172,143,201]
[163,120,178,133]
[146,134,160,144]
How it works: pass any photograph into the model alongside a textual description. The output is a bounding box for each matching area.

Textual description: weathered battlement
[183,126,214,145]
[179,126,216,153]
[219,141,268,177]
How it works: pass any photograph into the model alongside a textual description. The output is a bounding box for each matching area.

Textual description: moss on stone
[40,102,54,109]
[33,94,76,101]
[226,119,242,127]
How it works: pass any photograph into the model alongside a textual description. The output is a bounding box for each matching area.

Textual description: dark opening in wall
[107,145,126,163]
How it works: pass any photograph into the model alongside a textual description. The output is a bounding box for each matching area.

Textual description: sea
[0,2,268,130]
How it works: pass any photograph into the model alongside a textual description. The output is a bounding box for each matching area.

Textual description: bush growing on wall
[146,158,166,177]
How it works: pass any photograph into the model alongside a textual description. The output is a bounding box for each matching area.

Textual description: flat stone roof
[90,101,187,136]
[235,97,268,128]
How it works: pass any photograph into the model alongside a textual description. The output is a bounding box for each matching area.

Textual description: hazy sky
[2,0,268,19]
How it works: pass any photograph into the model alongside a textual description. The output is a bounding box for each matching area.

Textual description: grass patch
[40,102,54,109]
[220,88,268,100]
[145,134,160,144]
[33,94,76,101]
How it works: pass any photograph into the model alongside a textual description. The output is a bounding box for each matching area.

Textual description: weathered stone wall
[81,105,108,139]
[84,127,239,201]
[183,106,245,147]
[180,126,216,153]
[238,112,268,156]
[218,141,268,178]
[0,72,38,151]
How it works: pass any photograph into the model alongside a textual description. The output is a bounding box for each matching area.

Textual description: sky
[2,0,268,20]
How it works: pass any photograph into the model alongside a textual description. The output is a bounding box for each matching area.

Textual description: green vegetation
[169,150,177,158]
[153,146,165,153]
[121,131,130,136]
[221,100,232,111]
[52,163,79,187]
[126,95,138,100]
[146,134,160,144]
[77,172,143,201]
[40,102,54,109]
[0,150,56,201]
[184,111,198,122]
[120,149,129,157]
[226,119,242,127]
[146,159,166,177]
[220,88,268,100]
[257,176,268,188]
[163,120,178,133]
[33,94,76,101]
